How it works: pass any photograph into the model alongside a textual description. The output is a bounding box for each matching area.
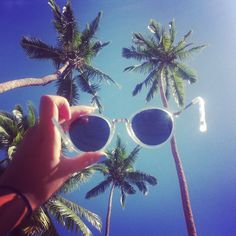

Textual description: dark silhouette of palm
[122,19,206,236]
[85,137,157,236]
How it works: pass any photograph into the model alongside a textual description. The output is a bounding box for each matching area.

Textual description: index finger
[39,95,71,129]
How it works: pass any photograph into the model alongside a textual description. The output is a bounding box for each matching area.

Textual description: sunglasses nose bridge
[112,118,129,125]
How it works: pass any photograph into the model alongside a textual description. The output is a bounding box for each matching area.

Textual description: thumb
[62,152,107,176]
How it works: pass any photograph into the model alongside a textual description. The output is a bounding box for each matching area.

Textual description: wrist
[0,185,33,216]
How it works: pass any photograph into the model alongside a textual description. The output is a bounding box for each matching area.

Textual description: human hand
[0,95,105,210]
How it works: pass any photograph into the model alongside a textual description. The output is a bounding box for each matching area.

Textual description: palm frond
[135,181,148,195]
[124,61,154,74]
[162,32,172,51]
[122,146,141,171]
[169,19,176,43]
[82,64,118,87]
[126,171,157,185]
[119,181,136,194]
[132,67,160,96]
[122,46,150,61]
[91,41,110,55]
[120,189,126,209]
[148,19,163,42]
[174,62,197,84]
[59,168,94,194]
[176,45,206,60]
[56,74,79,105]
[48,0,64,36]
[86,178,112,199]
[56,196,102,232]
[132,33,156,51]
[81,11,102,46]
[20,207,50,235]
[170,73,185,107]
[21,37,62,62]
[61,1,78,46]
[76,73,103,112]
[146,77,159,102]
[46,198,92,235]
[91,163,109,175]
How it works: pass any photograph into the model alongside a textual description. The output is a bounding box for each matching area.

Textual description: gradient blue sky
[0,0,236,235]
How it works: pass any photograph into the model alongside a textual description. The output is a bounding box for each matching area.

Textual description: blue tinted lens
[69,115,110,152]
[131,109,173,146]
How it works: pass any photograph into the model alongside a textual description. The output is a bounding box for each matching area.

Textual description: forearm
[0,190,29,235]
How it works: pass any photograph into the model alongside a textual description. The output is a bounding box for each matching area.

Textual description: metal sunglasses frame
[52,96,207,153]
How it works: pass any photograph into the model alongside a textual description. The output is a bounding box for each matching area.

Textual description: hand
[0,95,105,210]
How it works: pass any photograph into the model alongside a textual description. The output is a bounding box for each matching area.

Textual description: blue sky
[0,0,236,235]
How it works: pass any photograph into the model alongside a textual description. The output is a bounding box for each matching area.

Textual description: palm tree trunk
[105,184,115,236]
[159,71,197,236]
[0,62,69,94]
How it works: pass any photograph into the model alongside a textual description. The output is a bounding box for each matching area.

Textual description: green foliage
[85,137,157,209]
[123,18,206,107]
[21,0,115,107]
[45,196,101,235]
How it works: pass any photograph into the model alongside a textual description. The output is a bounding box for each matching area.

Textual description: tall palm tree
[122,19,206,236]
[85,137,157,236]
[0,104,102,236]
[0,0,117,110]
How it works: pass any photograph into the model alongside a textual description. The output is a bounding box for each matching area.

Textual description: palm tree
[85,137,157,236]
[122,19,206,236]
[0,104,102,236]
[0,0,117,110]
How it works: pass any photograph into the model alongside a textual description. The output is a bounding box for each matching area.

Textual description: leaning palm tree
[0,0,117,110]
[0,104,102,236]
[85,137,157,236]
[122,19,206,236]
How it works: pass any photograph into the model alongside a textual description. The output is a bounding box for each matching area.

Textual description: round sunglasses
[52,97,207,153]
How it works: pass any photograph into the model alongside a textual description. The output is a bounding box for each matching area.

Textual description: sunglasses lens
[69,115,110,152]
[131,109,173,146]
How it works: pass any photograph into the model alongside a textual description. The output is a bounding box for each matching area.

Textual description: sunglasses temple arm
[173,96,207,132]
[51,118,77,152]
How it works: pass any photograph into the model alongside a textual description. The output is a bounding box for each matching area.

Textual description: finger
[62,152,107,176]
[39,95,71,129]
[63,105,97,131]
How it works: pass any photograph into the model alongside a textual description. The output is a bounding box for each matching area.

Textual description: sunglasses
[52,97,207,153]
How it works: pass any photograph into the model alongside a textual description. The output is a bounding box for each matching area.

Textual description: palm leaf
[146,77,159,102]
[46,198,92,235]
[20,207,50,235]
[120,189,126,209]
[48,0,64,36]
[56,74,79,105]
[56,196,102,232]
[170,73,185,107]
[174,62,197,84]
[76,73,103,112]
[59,168,94,194]
[119,181,136,194]
[135,181,148,195]
[169,19,176,43]
[85,178,112,199]
[82,64,118,86]
[148,19,163,42]
[122,146,141,170]
[122,46,150,61]
[81,11,102,47]
[61,1,78,46]
[126,171,157,185]
[21,37,62,62]
[91,41,110,55]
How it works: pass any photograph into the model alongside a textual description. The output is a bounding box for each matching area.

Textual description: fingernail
[97,155,108,164]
